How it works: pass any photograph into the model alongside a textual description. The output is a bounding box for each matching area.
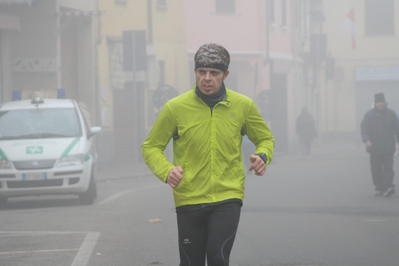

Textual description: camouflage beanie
[194,43,230,72]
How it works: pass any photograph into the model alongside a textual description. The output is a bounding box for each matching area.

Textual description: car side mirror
[89,126,102,138]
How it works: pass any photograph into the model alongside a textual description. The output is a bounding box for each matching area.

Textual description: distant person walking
[296,107,317,158]
[360,92,399,197]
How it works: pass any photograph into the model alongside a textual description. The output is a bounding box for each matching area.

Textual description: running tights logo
[183,238,191,244]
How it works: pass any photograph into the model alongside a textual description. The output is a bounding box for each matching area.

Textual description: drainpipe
[55,0,61,90]
[147,0,153,44]
[95,0,101,128]
[264,0,270,66]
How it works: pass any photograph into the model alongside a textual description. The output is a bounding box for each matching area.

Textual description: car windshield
[0,108,82,140]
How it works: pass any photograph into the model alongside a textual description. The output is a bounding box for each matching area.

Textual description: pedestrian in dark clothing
[296,107,317,158]
[360,92,399,197]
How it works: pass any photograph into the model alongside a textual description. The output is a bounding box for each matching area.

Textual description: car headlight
[0,159,12,169]
[56,154,84,167]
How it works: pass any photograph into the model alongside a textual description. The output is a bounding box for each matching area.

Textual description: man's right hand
[167,166,184,188]
[365,141,372,148]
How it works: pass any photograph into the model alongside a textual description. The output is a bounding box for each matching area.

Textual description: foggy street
[1,1,399,266]
[0,142,399,266]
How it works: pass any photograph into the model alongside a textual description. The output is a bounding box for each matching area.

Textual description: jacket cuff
[255,153,267,164]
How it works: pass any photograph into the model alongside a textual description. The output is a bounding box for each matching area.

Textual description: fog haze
[1,1,399,265]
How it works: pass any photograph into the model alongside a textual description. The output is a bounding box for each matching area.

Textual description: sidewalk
[97,141,357,182]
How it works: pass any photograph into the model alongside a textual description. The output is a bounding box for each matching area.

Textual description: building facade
[0,0,98,119]
[320,0,399,142]
[0,0,190,166]
[184,0,311,154]
[96,0,190,164]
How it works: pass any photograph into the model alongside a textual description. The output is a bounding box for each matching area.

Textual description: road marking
[0,249,78,255]
[97,184,164,205]
[0,231,89,236]
[97,189,135,205]
[0,231,100,266]
[71,232,100,266]
[364,219,389,222]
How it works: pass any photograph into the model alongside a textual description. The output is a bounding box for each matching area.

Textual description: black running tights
[177,201,241,266]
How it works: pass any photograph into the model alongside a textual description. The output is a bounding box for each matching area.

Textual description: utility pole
[309,0,326,142]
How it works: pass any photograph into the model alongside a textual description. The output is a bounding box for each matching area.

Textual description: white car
[0,92,101,205]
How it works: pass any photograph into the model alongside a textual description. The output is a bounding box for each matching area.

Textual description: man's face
[375,101,386,110]
[194,67,229,95]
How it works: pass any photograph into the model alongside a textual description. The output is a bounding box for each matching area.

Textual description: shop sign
[356,66,399,81]
[12,58,57,73]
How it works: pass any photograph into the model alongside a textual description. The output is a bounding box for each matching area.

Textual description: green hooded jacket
[142,85,274,207]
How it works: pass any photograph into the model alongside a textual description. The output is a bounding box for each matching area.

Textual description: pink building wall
[184,0,296,153]
[185,1,265,51]
[184,0,293,95]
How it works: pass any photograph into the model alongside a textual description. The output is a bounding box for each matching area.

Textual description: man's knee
[206,247,233,266]
[207,254,228,266]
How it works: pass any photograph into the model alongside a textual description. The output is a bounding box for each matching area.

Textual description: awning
[53,10,105,17]
[0,0,31,5]
[0,14,21,31]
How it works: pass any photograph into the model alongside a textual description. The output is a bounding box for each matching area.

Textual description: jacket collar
[194,83,227,108]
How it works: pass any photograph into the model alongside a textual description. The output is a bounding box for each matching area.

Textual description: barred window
[215,0,235,13]
[281,0,287,26]
[268,0,275,24]
[157,0,167,10]
[109,42,126,89]
[365,0,394,36]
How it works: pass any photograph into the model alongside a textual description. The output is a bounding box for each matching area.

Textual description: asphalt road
[1,145,399,266]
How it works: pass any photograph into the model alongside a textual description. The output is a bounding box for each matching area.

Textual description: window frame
[215,0,236,14]
[365,0,394,36]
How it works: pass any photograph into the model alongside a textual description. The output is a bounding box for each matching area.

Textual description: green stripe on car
[84,153,92,161]
[0,148,8,160]
[62,138,80,157]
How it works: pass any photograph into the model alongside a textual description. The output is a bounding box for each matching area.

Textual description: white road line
[97,184,164,205]
[71,232,100,266]
[0,231,88,236]
[364,219,389,222]
[0,249,78,255]
[97,189,134,205]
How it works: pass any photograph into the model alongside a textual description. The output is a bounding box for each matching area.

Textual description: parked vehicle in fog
[0,92,101,206]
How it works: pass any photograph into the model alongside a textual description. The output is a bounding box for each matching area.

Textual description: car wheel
[79,175,97,205]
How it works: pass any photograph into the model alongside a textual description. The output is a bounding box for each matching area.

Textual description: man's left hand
[248,154,267,176]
